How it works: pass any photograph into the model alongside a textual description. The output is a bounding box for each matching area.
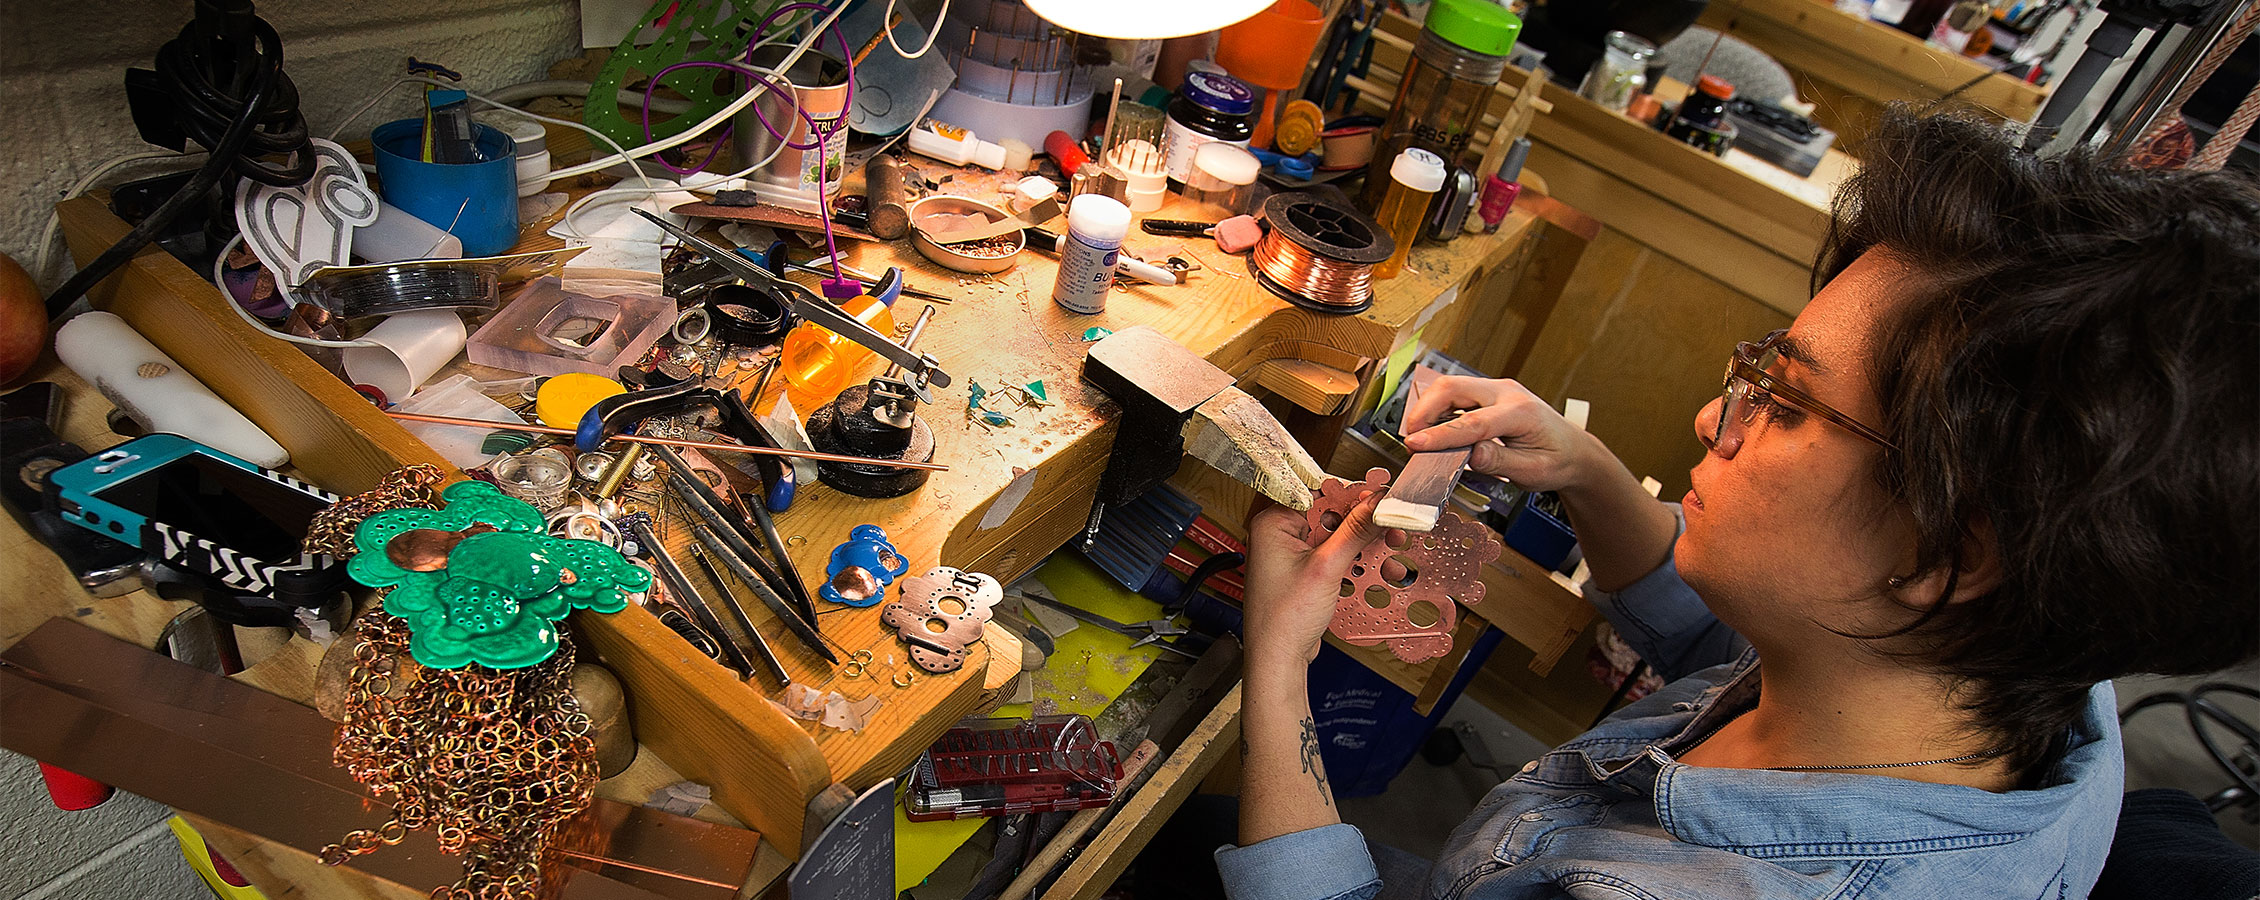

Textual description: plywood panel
[1513,230,1793,502]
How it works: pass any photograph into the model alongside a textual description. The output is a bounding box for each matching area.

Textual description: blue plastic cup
[371,119,519,257]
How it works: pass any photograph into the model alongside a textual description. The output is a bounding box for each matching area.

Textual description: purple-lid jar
[1163,71,1256,182]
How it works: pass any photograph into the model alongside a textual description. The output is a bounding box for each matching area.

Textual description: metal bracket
[881,566,1001,673]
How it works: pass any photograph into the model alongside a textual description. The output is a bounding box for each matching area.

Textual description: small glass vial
[1666,75,1738,157]
[1052,195,1132,314]
[1373,148,1445,279]
[1182,142,1262,214]
[1578,31,1658,114]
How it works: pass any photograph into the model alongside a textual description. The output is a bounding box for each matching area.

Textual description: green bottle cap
[1424,0,1522,58]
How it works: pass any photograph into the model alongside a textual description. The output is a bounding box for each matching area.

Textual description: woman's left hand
[1241,492,1392,673]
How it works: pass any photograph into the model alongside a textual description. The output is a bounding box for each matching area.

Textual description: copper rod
[552,849,740,890]
[382,411,951,472]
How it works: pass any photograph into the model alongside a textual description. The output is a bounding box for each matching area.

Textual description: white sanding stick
[54,312,289,468]
[1374,445,1473,532]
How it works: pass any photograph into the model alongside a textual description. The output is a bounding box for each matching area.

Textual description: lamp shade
[1025,0,1273,39]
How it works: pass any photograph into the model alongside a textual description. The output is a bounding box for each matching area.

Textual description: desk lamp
[1026,0,1273,40]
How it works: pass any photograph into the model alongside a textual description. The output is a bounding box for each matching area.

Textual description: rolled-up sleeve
[1214,824,1382,900]
[1581,505,1748,681]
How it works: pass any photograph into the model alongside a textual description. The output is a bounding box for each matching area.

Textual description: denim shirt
[1216,523,2125,900]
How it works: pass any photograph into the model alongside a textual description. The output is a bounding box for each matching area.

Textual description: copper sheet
[1308,468,1503,664]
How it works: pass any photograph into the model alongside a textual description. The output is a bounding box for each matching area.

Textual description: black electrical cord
[43,2,309,317]
[2123,682,2260,815]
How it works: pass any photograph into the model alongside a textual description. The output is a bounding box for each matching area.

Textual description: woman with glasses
[1214,111,2258,900]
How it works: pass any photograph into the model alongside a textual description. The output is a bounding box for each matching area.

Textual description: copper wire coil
[1251,227,1375,310]
[1247,193,1395,315]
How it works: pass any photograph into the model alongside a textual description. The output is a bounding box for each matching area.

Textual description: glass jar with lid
[1359,0,1521,210]
[1578,31,1658,114]
[1162,72,1257,184]
[1666,74,1739,156]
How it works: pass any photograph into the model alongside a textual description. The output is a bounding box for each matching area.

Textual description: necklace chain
[1768,752,1989,772]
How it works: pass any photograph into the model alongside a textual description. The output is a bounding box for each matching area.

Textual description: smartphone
[47,434,347,621]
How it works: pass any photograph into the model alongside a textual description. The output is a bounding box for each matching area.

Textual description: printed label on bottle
[922,119,969,141]
[801,115,845,193]
[1052,232,1121,314]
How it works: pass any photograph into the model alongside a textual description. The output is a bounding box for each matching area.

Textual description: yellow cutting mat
[893,552,1174,892]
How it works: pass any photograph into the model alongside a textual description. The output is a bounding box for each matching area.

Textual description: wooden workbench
[25,165,1564,896]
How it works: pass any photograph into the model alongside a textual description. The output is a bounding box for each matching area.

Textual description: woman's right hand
[1402,376,1595,492]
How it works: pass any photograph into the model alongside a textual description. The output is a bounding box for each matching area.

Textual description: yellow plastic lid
[534,372,626,428]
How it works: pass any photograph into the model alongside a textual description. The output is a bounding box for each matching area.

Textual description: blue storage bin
[1308,627,1507,798]
[371,119,520,257]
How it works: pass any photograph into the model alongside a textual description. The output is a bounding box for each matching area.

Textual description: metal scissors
[1018,591,1198,658]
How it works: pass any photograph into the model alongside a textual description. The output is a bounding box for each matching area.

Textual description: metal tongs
[630,209,951,403]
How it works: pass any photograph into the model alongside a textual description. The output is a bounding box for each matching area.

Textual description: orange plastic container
[779,294,896,412]
[1217,0,1328,148]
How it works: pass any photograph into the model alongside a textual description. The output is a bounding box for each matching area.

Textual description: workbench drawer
[1036,681,1242,900]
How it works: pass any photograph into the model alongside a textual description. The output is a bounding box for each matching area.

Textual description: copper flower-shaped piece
[349,480,650,669]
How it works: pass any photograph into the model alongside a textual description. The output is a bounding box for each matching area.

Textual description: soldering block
[1213,215,1262,254]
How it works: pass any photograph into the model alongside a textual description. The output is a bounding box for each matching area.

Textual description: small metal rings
[786,534,809,547]
[842,661,866,679]
[852,649,874,664]
[672,307,714,345]
[545,505,622,547]
[892,671,916,688]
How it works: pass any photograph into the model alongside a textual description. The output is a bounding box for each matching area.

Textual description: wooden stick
[382,410,949,472]
[1102,77,1124,156]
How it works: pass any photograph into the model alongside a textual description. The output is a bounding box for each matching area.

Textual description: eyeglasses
[1708,330,1894,456]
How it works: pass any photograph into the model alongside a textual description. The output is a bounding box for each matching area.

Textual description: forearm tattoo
[1299,717,1332,807]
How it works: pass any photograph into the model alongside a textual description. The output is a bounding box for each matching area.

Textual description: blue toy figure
[818,524,910,607]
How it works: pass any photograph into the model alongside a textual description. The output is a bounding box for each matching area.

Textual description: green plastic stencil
[584,0,775,148]
[349,481,651,670]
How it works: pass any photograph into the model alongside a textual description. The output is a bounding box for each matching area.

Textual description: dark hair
[1819,109,2260,776]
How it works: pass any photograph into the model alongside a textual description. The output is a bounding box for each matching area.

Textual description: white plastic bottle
[906,120,1009,169]
[1052,195,1131,314]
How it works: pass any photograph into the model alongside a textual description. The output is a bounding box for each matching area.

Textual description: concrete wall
[0,0,585,291]
[0,750,206,900]
[1,3,581,895]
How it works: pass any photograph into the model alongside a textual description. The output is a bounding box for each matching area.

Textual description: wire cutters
[1126,617,1190,650]
[1019,591,1197,658]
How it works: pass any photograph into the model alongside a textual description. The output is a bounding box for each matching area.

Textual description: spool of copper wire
[1247,193,1395,315]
